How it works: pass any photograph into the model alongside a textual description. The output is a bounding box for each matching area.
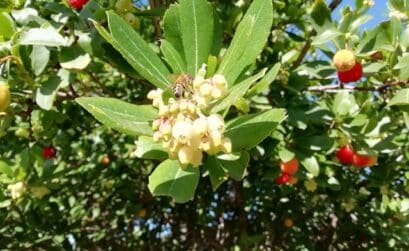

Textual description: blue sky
[332,0,389,30]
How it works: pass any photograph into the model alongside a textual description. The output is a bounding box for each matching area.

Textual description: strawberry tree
[0,0,409,249]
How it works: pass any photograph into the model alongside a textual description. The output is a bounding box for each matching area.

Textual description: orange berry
[284,218,294,228]
[280,158,299,175]
[288,176,298,185]
[138,208,147,218]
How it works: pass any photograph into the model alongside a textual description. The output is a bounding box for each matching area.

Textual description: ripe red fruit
[352,154,376,168]
[43,146,57,160]
[336,145,355,164]
[68,0,89,10]
[337,61,363,83]
[280,158,299,175]
[276,172,290,185]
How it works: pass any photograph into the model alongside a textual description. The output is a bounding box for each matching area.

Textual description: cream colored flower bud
[197,64,207,78]
[169,102,179,113]
[193,76,205,90]
[220,137,232,153]
[193,117,208,136]
[199,82,212,97]
[211,88,223,99]
[200,138,211,152]
[160,122,172,136]
[179,99,188,111]
[178,146,203,166]
[172,120,194,144]
[212,74,227,87]
[162,140,170,149]
[147,89,159,100]
[187,102,196,114]
[7,181,25,199]
[207,114,225,132]
[209,130,222,147]
[158,104,169,116]
[152,119,161,131]
[153,131,162,142]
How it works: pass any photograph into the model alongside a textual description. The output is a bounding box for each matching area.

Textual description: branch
[290,0,343,70]
[305,80,409,93]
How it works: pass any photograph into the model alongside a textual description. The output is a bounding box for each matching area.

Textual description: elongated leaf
[20,27,68,47]
[301,156,320,177]
[217,0,273,85]
[31,45,49,76]
[312,29,342,46]
[179,0,214,74]
[148,159,199,203]
[36,69,71,110]
[76,97,157,136]
[210,68,267,113]
[226,109,286,151]
[161,40,186,73]
[102,11,170,89]
[163,4,184,59]
[0,12,15,39]
[248,63,281,96]
[59,46,91,70]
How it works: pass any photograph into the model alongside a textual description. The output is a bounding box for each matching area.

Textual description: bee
[171,74,194,99]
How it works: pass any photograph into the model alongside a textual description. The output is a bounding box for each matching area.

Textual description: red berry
[352,154,377,168]
[276,172,290,185]
[337,61,363,83]
[43,146,57,160]
[68,0,89,10]
[336,145,355,164]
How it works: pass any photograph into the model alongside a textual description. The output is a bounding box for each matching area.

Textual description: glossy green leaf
[311,0,331,27]
[179,0,214,74]
[134,136,168,160]
[301,156,319,177]
[59,46,91,70]
[0,12,15,40]
[389,88,409,107]
[36,69,70,110]
[332,90,359,117]
[19,27,68,47]
[163,4,184,59]
[76,97,157,136]
[217,0,273,85]
[0,160,13,177]
[30,45,49,76]
[210,68,267,113]
[312,29,342,46]
[161,40,186,73]
[205,152,249,190]
[102,11,171,89]
[225,109,286,151]
[148,159,199,203]
[248,63,281,96]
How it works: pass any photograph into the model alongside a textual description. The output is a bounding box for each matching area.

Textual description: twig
[305,80,409,93]
[149,0,162,44]
[290,0,343,70]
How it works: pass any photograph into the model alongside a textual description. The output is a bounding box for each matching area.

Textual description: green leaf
[311,0,331,27]
[35,70,70,110]
[179,0,214,74]
[161,40,186,73]
[332,90,359,117]
[394,54,409,80]
[225,109,286,151]
[389,88,409,107]
[0,12,16,40]
[301,156,319,177]
[312,29,342,46]
[148,159,199,203]
[19,27,68,47]
[100,12,171,89]
[0,160,13,177]
[205,152,249,190]
[163,4,184,60]
[248,63,281,96]
[76,97,157,136]
[59,46,91,70]
[278,147,295,162]
[217,0,273,85]
[30,45,49,76]
[134,136,168,160]
[210,68,267,113]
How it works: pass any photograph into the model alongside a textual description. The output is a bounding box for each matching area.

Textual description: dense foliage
[1,0,409,250]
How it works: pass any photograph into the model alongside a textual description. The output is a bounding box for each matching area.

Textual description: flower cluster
[7,181,25,200]
[147,72,231,167]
